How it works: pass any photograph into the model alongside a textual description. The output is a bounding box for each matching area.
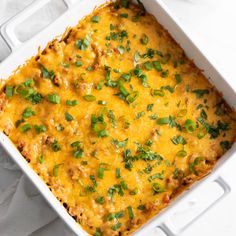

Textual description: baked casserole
[0,1,235,235]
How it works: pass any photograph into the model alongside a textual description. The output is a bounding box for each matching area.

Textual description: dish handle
[0,0,74,52]
[154,174,230,236]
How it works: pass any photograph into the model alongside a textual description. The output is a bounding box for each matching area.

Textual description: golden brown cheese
[0,1,236,235]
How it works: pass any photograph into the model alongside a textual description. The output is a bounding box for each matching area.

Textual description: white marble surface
[0,0,236,235]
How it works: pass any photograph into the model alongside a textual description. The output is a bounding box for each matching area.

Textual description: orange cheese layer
[0,1,236,236]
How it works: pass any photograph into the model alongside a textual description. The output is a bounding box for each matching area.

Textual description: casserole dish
[0,0,235,235]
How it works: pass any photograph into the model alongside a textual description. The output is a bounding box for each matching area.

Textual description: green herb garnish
[176,149,187,157]
[75,61,83,67]
[193,89,209,98]
[95,196,104,205]
[171,135,187,145]
[41,66,55,80]
[51,140,61,152]
[66,100,78,106]
[153,61,162,71]
[112,138,128,148]
[65,112,74,122]
[220,141,232,151]
[117,45,125,54]
[91,15,100,23]
[116,168,121,179]
[5,86,14,97]
[152,182,165,194]
[20,123,32,133]
[34,125,46,133]
[83,95,96,102]
[111,222,122,231]
[140,34,149,45]
[185,119,196,133]
[144,61,153,70]
[48,94,60,104]
[75,34,91,50]
[127,206,134,219]
[38,155,44,164]
[22,107,35,118]
[126,91,139,104]
[94,228,102,236]
[53,163,63,177]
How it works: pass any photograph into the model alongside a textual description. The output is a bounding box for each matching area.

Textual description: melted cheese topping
[0,2,236,235]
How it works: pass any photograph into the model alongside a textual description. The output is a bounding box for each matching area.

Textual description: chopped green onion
[38,155,44,164]
[74,149,84,158]
[75,61,83,67]
[94,228,102,236]
[126,91,139,104]
[120,73,131,82]
[66,100,78,106]
[197,128,207,139]
[5,86,14,97]
[136,111,145,119]
[152,183,165,194]
[65,112,74,122]
[98,100,107,105]
[137,204,146,211]
[34,125,46,133]
[15,84,34,98]
[119,13,128,18]
[97,163,110,179]
[86,66,94,71]
[97,166,104,179]
[189,157,202,175]
[48,94,60,104]
[160,69,169,78]
[148,172,164,181]
[91,15,100,23]
[147,103,154,111]
[83,95,96,102]
[75,34,91,51]
[127,206,134,219]
[53,164,63,177]
[140,34,149,45]
[41,66,55,80]
[95,196,104,205]
[111,222,122,231]
[130,187,138,195]
[20,123,32,133]
[175,74,182,84]
[153,61,162,71]
[134,51,140,62]
[51,140,61,152]
[117,45,125,54]
[22,107,35,118]
[151,89,165,97]
[144,61,153,70]
[112,138,128,149]
[96,81,104,90]
[56,124,64,132]
[171,135,187,145]
[157,117,170,125]
[176,149,187,157]
[185,119,196,133]
[116,168,121,178]
[192,89,209,98]
[61,62,70,68]
[220,140,232,151]
[200,109,208,119]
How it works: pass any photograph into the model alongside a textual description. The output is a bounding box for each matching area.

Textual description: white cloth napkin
[0,1,76,235]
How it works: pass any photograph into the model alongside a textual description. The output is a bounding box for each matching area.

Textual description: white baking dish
[0,0,235,235]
